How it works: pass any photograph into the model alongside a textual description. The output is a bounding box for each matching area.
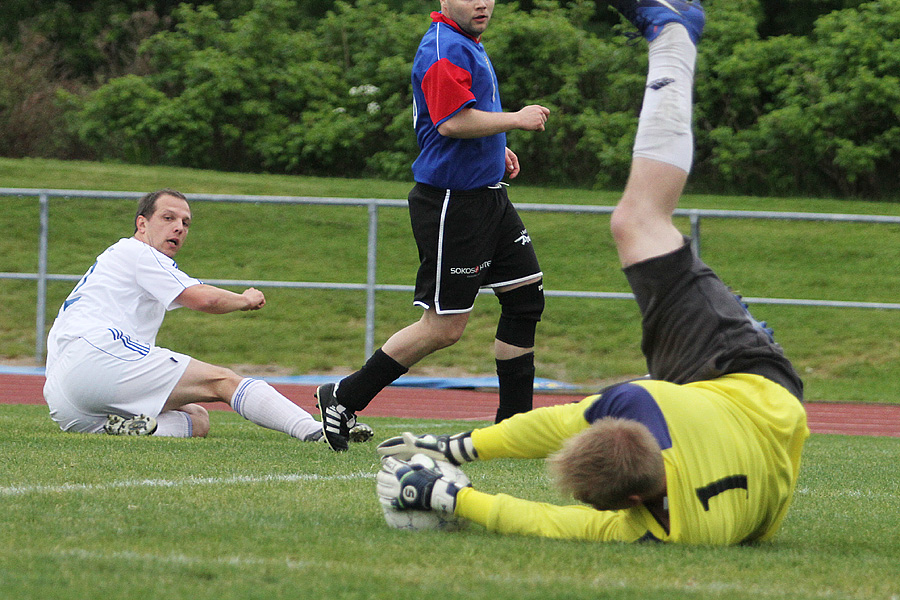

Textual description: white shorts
[43,330,192,433]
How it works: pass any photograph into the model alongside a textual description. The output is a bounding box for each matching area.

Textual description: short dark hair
[134,188,188,233]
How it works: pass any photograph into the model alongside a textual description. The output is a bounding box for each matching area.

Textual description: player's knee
[216,365,242,384]
[496,280,544,348]
[432,321,467,349]
[181,403,210,438]
[422,312,469,350]
[192,418,210,438]
[610,202,639,245]
[611,201,664,252]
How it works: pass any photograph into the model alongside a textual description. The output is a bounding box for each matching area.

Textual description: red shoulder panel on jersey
[421,58,476,125]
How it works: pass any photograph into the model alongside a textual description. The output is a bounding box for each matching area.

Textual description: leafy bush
[0,30,86,159]
[698,0,900,196]
[63,0,423,176]
[25,0,900,196]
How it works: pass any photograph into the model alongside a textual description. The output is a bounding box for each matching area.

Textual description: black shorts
[408,183,542,314]
[623,240,803,400]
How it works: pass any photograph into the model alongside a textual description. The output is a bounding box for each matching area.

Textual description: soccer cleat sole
[103,414,158,436]
[349,423,374,443]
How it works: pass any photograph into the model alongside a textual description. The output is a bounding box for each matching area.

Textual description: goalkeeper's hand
[377,431,478,465]
[376,456,470,513]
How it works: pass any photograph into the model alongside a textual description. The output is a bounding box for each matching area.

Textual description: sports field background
[4,158,900,405]
[1,158,899,599]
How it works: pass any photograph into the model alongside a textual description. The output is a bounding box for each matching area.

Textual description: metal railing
[3,187,900,364]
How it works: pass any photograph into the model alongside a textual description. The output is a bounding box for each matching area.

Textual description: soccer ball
[380,498,467,531]
[379,454,470,532]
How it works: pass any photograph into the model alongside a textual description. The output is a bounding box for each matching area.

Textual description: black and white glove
[377,431,478,465]
[376,456,470,514]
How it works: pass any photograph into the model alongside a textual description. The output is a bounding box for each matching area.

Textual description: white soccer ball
[379,453,470,532]
[380,498,467,531]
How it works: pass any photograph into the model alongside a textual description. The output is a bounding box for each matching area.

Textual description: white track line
[57,548,322,571]
[1,471,374,497]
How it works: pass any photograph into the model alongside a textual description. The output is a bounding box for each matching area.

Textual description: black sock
[337,348,408,412]
[495,352,535,423]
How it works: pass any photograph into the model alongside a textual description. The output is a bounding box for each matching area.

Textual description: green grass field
[1,404,898,600]
[2,159,900,599]
[3,158,900,402]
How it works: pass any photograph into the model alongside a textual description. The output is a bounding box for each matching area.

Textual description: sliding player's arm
[470,396,598,460]
[176,284,265,314]
[455,488,658,542]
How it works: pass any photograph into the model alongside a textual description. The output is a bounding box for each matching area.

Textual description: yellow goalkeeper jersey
[457,373,808,545]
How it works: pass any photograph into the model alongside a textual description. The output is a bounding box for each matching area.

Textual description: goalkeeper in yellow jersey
[375,0,809,546]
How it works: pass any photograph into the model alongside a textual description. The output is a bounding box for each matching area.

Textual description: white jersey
[46,237,201,369]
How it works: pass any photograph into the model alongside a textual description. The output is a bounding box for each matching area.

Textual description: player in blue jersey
[315,0,552,450]
[376,0,810,545]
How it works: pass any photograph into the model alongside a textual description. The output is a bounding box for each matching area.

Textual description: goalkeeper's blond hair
[549,417,665,511]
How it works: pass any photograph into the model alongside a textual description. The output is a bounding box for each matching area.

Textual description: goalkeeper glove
[377,431,478,465]
[376,456,470,513]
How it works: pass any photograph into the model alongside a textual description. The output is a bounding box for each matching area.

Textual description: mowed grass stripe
[33,548,847,600]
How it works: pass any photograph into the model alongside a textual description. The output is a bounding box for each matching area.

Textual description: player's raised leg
[608,0,705,45]
[607,0,704,267]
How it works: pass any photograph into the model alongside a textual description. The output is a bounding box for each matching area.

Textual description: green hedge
[3,0,899,197]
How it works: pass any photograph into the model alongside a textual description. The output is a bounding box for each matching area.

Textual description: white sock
[633,24,697,173]
[231,378,321,440]
[154,410,193,437]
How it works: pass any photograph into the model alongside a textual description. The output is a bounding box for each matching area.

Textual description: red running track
[3,372,899,437]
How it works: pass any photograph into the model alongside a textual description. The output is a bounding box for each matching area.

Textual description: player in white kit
[43,188,372,444]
